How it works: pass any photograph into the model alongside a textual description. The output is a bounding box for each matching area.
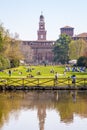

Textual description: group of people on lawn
[7,67,76,84]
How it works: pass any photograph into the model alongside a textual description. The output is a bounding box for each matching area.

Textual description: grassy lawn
[0,65,87,87]
[0,65,87,78]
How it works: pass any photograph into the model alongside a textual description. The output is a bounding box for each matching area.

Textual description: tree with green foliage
[69,39,87,60]
[0,22,23,69]
[77,56,87,67]
[0,23,11,70]
[6,38,23,67]
[53,34,71,64]
[0,55,10,70]
[83,46,87,57]
[10,59,20,68]
[6,39,23,60]
[0,23,11,54]
[0,32,3,51]
[0,24,4,52]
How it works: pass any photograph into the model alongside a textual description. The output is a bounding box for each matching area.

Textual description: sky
[0,0,87,41]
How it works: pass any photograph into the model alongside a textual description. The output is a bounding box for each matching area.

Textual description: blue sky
[0,0,87,40]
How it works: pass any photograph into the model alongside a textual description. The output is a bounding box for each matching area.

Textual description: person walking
[71,75,76,84]
[8,70,12,76]
[55,72,59,85]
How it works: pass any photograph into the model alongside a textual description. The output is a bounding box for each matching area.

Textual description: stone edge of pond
[0,86,87,91]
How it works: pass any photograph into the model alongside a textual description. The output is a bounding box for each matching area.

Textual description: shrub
[10,59,20,68]
[77,56,87,67]
[0,55,10,70]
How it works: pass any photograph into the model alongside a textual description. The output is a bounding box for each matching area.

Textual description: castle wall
[20,41,54,64]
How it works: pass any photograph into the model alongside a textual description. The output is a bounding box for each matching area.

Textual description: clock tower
[37,13,47,40]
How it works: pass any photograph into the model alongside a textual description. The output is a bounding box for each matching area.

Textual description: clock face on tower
[41,26,43,29]
[41,35,43,39]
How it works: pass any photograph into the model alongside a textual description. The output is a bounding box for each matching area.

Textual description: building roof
[75,33,87,37]
[60,26,74,29]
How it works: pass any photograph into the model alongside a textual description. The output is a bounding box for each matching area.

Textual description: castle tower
[60,26,74,37]
[38,108,46,130]
[37,13,47,40]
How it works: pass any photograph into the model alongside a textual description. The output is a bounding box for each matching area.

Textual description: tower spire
[37,13,47,41]
[41,11,43,15]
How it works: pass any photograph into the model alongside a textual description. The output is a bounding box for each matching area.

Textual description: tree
[0,23,11,70]
[5,38,23,67]
[0,23,11,54]
[0,55,10,70]
[0,24,5,52]
[6,39,23,60]
[69,39,87,60]
[77,56,87,67]
[10,59,20,68]
[83,47,87,57]
[0,22,23,69]
[53,34,71,64]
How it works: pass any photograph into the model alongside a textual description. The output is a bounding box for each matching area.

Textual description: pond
[0,90,87,130]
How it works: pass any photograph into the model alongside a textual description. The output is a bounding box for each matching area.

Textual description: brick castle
[20,13,87,64]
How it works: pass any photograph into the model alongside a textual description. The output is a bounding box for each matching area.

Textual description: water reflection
[0,90,87,130]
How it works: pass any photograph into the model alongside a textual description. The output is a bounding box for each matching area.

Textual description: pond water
[0,90,87,130]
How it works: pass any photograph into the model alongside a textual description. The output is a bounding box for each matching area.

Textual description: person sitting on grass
[50,69,54,73]
[37,71,41,75]
[27,74,34,78]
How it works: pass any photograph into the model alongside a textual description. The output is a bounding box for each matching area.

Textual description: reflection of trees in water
[0,91,21,128]
[0,90,87,129]
[55,90,87,123]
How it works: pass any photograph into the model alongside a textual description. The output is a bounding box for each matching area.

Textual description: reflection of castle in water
[0,90,87,130]
[14,91,87,128]
[22,91,57,130]
[20,90,87,125]
[37,106,46,130]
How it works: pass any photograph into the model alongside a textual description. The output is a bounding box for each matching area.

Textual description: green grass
[0,65,87,87]
[0,65,87,78]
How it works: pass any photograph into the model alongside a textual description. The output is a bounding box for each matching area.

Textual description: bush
[0,55,10,70]
[10,59,20,68]
[77,56,87,67]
